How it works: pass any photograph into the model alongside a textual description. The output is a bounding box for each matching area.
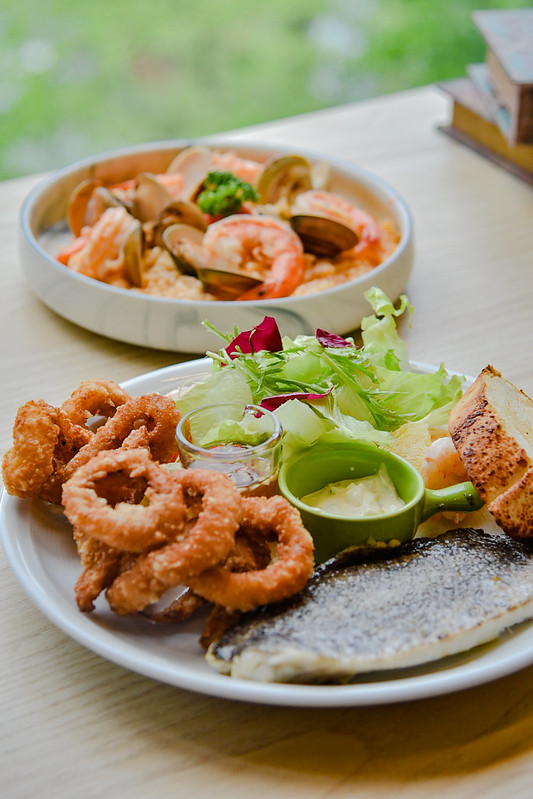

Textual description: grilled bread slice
[448,366,533,539]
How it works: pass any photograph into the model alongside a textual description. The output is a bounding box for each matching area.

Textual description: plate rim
[2,357,533,708]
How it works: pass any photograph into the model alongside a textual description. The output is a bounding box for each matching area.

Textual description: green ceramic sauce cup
[278,442,484,563]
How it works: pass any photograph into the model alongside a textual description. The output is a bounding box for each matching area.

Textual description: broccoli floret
[197,171,259,216]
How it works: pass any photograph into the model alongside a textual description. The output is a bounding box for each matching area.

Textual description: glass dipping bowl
[175,402,282,496]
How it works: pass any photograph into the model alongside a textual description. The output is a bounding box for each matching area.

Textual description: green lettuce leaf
[176,290,466,458]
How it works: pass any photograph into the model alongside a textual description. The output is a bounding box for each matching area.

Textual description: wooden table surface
[1,86,533,799]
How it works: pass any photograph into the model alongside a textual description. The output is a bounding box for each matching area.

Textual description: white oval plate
[2,359,531,707]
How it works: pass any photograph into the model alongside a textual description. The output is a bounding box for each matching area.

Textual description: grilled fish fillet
[207,529,533,683]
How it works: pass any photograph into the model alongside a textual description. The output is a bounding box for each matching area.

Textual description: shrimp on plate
[60,206,139,284]
[291,189,385,262]
[202,214,306,300]
[420,436,473,524]
[420,436,470,490]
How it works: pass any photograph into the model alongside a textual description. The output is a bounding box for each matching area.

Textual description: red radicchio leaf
[315,328,354,348]
[260,388,332,411]
[225,316,283,359]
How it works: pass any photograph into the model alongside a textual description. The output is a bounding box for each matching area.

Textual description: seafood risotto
[56,146,400,301]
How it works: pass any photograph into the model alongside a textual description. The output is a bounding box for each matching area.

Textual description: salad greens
[175,288,464,459]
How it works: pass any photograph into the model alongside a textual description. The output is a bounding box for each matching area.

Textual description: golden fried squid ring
[63,393,180,480]
[62,448,187,553]
[189,495,315,612]
[73,528,136,612]
[105,469,241,615]
[2,400,93,504]
[60,378,131,426]
[2,379,134,505]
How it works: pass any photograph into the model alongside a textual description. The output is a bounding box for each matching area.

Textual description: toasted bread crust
[489,467,533,540]
[449,366,533,539]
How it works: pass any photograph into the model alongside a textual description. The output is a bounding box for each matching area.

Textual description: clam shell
[256,154,313,204]
[290,214,358,257]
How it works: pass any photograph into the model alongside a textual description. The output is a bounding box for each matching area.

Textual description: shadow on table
[92,658,533,785]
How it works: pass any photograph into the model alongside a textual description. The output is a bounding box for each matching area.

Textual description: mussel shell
[290,214,359,258]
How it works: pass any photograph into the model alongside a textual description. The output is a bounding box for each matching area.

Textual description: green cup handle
[421,481,484,522]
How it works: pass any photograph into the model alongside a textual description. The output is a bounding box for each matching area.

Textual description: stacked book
[439,9,533,185]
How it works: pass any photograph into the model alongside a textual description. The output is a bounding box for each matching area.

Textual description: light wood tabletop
[1,85,533,799]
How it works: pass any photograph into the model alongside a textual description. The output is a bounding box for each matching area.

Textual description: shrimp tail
[237,253,305,300]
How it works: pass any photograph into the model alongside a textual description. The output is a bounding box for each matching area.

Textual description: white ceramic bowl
[19,140,414,353]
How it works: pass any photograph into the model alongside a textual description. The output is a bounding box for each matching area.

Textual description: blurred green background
[1,0,530,180]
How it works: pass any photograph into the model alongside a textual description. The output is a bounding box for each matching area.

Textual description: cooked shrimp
[202,214,306,299]
[420,436,470,490]
[56,235,88,266]
[66,206,139,283]
[211,150,262,184]
[291,189,384,261]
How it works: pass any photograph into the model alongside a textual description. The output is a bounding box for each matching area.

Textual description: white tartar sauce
[302,464,405,517]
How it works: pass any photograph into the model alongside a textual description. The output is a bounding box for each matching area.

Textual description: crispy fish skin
[207,529,533,683]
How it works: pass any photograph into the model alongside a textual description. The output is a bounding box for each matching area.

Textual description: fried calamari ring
[189,495,314,612]
[120,427,152,450]
[105,469,241,615]
[62,448,186,553]
[61,378,131,426]
[63,393,180,481]
[73,528,135,612]
[2,400,93,504]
